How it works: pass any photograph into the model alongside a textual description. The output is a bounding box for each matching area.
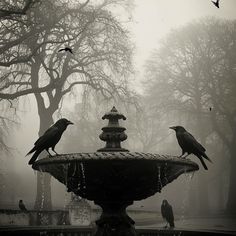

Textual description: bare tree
[0,0,133,210]
[144,18,236,214]
[0,0,37,18]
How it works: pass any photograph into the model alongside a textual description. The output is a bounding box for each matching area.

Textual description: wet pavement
[137,217,236,234]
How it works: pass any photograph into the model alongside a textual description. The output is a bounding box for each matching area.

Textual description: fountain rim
[32,152,199,171]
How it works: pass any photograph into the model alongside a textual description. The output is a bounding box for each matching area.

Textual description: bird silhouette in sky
[19,200,27,211]
[212,0,220,8]
[26,118,73,165]
[170,126,212,170]
[58,47,73,54]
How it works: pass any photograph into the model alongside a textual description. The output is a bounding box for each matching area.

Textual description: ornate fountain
[32,106,199,236]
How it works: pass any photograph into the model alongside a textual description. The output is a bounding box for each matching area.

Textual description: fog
[0,0,236,223]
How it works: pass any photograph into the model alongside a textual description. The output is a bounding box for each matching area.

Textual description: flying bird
[161,200,175,228]
[26,118,73,165]
[58,47,73,54]
[169,126,212,170]
[212,0,219,8]
[19,200,27,211]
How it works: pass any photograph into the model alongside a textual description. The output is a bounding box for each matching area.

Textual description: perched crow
[19,200,27,211]
[161,200,175,228]
[58,47,73,54]
[26,118,73,165]
[170,126,212,170]
[212,0,219,8]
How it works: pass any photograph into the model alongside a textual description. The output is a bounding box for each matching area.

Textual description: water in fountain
[157,166,162,193]
[80,162,86,193]
[178,170,196,236]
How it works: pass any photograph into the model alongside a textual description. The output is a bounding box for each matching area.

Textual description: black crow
[209,107,212,111]
[170,126,212,170]
[161,200,175,228]
[26,118,73,165]
[19,200,27,211]
[212,0,219,8]
[58,47,73,54]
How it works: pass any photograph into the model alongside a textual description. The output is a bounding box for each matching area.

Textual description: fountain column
[95,106,136,236]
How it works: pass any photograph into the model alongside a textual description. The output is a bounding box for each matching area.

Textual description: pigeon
[161,200,175,228]
[19,200,27,211]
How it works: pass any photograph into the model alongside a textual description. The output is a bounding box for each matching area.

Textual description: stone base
[94,201,137,236]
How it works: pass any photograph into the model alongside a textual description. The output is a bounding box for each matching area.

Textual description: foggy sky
[132,0,236,91]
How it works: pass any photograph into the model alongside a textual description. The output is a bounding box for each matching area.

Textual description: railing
[1,227,236,236]
[0,226,94,236]
[137,228,235,236]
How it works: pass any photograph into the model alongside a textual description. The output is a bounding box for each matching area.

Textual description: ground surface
[137,217,236,233]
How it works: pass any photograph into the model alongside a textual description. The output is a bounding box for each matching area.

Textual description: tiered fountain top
[97,106,128,152]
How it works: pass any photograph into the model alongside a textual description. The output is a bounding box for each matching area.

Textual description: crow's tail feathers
[202,152,213,163]
[28,150,41,165]
[169,221,175,228]
[26,146,36,156]
[198,156,208,170]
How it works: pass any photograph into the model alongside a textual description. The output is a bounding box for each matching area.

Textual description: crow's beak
[67,121,74,125]
[169,126,176,130]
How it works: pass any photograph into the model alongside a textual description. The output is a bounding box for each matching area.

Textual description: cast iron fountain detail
[33,106,199,236]
[97,106,128,152]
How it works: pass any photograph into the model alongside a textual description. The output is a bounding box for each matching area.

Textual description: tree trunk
[34,172,52,211]
[226,148,236,214]
[188,177,198,215]
[195,112,209,214]
[34,112,54,210]
[218,173,225,211]
[197,173,209,214]
[31,52,62,210]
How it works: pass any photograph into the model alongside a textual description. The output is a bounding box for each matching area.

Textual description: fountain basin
[32,152,198,201]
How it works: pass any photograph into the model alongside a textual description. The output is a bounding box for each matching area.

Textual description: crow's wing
[181,131,206,153]
[161,205,166,218]
[34,126,60,148]
[66,48,73,54]
[166,205,174,222]
[186,132,206,152]
[58,48,65,52]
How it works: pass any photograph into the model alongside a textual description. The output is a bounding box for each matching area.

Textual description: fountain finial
[97,106,129,152]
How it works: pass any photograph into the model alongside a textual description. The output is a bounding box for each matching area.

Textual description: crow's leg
[179,150,186,158]
[182,153,190,159]
[180,153,190,159]
[52,147,59,155]
[46,148,53,156]
[163,222,168,228]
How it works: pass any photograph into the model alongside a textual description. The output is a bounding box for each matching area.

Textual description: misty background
[0,0,236,218]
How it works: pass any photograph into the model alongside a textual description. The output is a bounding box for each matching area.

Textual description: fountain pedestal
[95,201,135,236]
[32,107,199,236]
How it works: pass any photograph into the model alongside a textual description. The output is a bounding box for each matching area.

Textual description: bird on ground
[19,200,27,211]
[209,107,212,111]
[161,200,175,228]
[26,118,73,165]
[169,126,212,170]
[58,47,73,54]
[212,0,219,8]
